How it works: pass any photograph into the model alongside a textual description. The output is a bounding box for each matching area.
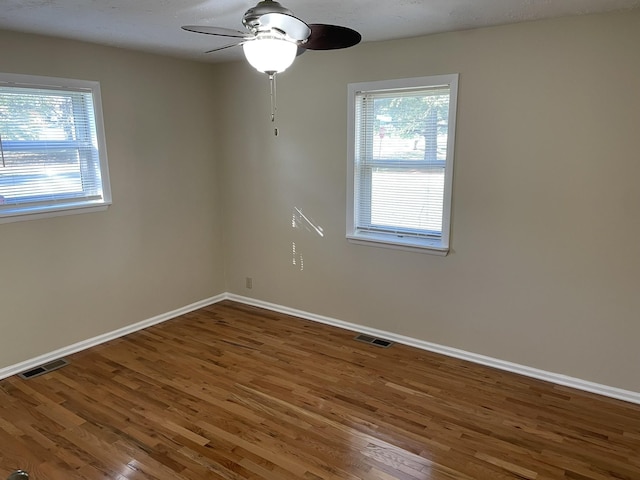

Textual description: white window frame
[347,74,458,255]
[0,72,111,223]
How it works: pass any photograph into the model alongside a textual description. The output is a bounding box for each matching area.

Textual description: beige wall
[219,10,640,392]
[0,31,226,368]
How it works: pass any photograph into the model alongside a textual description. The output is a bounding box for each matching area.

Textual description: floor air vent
[354,334,394,348]
[7,470,29,479]
[18,358,69,379]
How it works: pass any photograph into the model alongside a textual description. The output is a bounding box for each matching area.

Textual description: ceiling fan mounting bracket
[242,0,292,30]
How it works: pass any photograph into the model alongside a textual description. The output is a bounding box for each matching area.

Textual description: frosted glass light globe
[243,36,297,74]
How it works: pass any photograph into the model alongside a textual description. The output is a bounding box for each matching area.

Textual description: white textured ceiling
[1,0,639,63]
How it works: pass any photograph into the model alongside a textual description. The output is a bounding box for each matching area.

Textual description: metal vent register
[18,358,69,379]
[354,334,394,348]
[7,470,29,480]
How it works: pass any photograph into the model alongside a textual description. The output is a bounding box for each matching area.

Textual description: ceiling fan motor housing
[243,0,293,30]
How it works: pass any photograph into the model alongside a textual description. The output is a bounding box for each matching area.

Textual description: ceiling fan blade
[182,25,250,38]
[257,12,311,41]
[205,42,245,54]
[303,24,361,50]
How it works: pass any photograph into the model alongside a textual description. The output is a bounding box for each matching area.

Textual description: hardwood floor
[1,300,639,479]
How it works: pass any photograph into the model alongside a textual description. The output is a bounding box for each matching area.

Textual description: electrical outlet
[245,277,253,289]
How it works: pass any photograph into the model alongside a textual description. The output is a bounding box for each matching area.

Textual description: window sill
[346,232,449,256]
[0,203,110,224]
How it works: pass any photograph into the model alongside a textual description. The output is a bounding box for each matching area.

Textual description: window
[0,73,111,223]
[347,74,458,255]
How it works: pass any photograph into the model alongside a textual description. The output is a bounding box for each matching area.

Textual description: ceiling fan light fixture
[242,35,297,74]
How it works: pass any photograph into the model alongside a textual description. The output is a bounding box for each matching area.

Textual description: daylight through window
[347,75,458,254]
[0,73,111,223]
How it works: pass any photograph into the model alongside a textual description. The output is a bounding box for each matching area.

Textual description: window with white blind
[347,74,458,255]
[0,73,111,223]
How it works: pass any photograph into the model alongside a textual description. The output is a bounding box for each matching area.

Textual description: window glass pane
[0,88,84,141]
[371,90,449,164]
[371,167,444,234]
[0,149,84,200]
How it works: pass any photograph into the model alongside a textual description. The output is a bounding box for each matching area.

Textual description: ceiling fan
[182,0,362,75]
[182,0,361,134]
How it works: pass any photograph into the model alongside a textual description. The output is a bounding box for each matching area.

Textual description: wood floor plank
[1,300,640,479]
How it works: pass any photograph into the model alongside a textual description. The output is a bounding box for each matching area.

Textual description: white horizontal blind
[354,85,451,239]
[0,77,109,219]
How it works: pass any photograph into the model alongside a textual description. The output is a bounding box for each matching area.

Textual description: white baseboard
[3,291,639,406]
[226,293,640,405]
[0,294,225,381]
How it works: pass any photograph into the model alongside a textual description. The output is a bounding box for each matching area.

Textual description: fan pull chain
[269,73,279,136]
[0,133,5,167]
